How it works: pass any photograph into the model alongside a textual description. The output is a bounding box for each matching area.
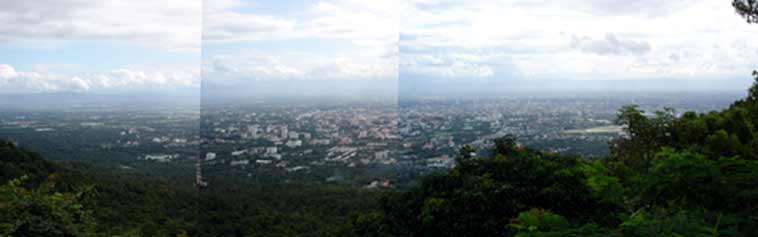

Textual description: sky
[0,0,201,94]
[1,0,756,96]
[399,0,758,81]
[201,0,399,100]
[202,0,397,81]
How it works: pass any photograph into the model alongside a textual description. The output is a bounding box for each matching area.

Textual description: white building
[266,146,278,154]
[281,127,289,139]
[230,160,249,166]
[256,159,272,164]
[143,154,178,162]
[374,150,389,160]
[231,149,248,156]
[205,152,217,161]
[286,140,302,148]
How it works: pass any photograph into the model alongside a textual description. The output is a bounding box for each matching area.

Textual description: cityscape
[1,0,757,235]
[1,91,741,187]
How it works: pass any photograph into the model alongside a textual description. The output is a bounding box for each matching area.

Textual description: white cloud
[203,12,296,43]
[206,50,396,81]
[203,0,399,81]
[557,0,692,17]
[3,0,754,88]
[0,0,201,52]
[400,0,758,80]
[0,64,199,94]
[0,64,18,79]
[203,0,398,45]
[570,33,651,55]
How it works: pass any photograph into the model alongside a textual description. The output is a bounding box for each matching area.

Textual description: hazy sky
[0,0,756,95]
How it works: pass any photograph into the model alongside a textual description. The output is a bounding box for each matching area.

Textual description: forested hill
[0,140,60,186]
[0,140,198,236]
[347,72,758,236]
[0,140,382,236]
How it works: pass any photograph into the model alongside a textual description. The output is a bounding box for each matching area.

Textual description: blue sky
[0,40,197,73]
[0,0,200,94]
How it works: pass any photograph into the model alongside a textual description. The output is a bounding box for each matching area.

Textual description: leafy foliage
[0,176,96,236]
[733,0,758,23]
[373,141,617,236]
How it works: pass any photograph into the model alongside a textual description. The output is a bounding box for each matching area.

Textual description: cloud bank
[0,64,199,94]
